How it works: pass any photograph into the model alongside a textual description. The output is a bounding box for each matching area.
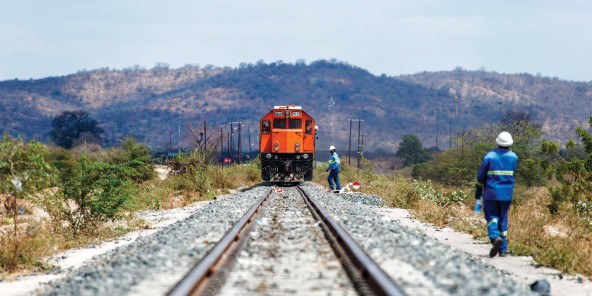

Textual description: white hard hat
[329,145,336,150]
[495,132,513,147]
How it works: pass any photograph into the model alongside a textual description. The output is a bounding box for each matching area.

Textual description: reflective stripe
[501,231,508,236]
[487,170,514,176]
[488,218,498,226]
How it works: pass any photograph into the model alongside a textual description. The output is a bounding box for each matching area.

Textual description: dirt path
[376,207,592,296]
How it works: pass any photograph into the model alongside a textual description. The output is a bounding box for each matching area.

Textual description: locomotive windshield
[273,118,286,129]
[289,119,302,129]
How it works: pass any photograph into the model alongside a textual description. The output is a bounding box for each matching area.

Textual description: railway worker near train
[475,131,518,258]
[326,145,341,192]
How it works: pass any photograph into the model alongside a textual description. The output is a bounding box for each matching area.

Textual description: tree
[396,134,430,166]
[49,110,104,149]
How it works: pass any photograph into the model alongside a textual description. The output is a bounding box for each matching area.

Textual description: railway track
[40,184,535,296]
[168,185,404,296]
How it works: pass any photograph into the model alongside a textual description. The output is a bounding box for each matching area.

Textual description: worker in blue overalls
[475,132,518,257]
[326,145,341,192]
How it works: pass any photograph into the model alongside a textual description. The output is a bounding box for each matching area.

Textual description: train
[259,105,316,183]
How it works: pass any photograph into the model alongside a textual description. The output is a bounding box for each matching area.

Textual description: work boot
[490,238,503,257]
[499,252,509,257]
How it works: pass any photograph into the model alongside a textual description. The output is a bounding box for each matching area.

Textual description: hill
[0,61,590,155]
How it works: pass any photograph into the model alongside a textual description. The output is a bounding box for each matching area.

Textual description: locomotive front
[259,105,316,183]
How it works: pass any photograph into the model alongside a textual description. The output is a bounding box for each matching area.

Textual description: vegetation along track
[169,185,404,296]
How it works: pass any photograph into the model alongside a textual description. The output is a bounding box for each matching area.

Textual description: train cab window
[289,119,302,129]
[273,118,286,129]
[261,120,271,134]
[305,120,313,134]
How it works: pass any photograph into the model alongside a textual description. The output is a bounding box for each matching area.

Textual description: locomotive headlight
[266,154,272,159]
[295,142,300,152]
[303,154,309,159]
[296,155,301,159]
[274,141,279,151]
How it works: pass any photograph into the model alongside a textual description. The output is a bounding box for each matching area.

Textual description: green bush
[543,116,592,223]
[414,121,547,187]
[61,157,135,234]
[107,137,155,183]
[46,147,79,185]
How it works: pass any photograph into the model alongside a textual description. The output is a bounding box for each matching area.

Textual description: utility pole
[178,111,182,153]
[220,128,223,167]
[348,119,363,166]
[348,119,353,165]
[248,124,252,157]
[238,123,242,164]
[357,120,364,168]
[230,123,234,163]
[229,121,244,163]
[360,133,364,168]
[328,97,335,144]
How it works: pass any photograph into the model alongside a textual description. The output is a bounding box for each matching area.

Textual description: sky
[1,0,591,82]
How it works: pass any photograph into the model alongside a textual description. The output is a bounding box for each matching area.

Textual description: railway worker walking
[475,131,518,258]
[326,145,341,192]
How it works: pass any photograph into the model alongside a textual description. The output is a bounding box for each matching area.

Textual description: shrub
[107,137,155,183]
[544,116,592,224]
[61,157,135,235]
[414,120,547,187]
[0,133,55,271]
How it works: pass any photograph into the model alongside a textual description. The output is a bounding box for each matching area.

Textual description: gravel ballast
[39,183,537,295]
[219,188,355,295]
[300,183,535,296]
[40,186,271,296]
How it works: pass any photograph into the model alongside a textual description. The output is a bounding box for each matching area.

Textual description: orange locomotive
[259,105,316,182]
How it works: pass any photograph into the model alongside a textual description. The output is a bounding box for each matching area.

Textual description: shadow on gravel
[239,182,271,192]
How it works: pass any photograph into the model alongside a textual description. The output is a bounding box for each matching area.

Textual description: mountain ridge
[1,61,590,154]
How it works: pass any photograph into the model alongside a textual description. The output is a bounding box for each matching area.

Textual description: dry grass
[1,162,262,277]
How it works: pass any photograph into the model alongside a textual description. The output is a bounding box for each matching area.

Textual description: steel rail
[297,186,406,296]
[167,188,273,296]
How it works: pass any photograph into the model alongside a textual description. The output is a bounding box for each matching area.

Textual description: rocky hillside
[0,61,590,154]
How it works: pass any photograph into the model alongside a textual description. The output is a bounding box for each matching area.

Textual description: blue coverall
[327,152,341,191]
[475,147,518,254]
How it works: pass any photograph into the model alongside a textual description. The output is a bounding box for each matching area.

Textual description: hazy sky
[1,0,591,81]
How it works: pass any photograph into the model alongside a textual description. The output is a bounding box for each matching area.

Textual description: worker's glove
[325,168,330,172]
[474,185,483,200]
